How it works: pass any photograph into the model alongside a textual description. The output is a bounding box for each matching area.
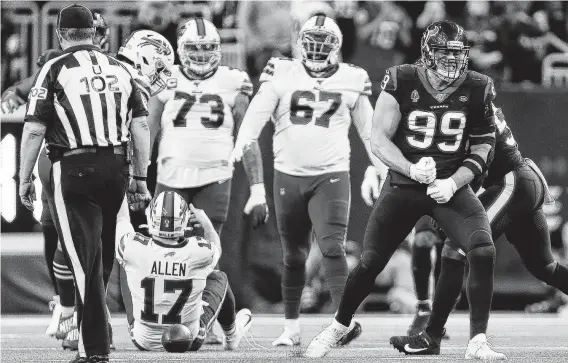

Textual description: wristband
[250,183,266,196]
[132,176,147,181]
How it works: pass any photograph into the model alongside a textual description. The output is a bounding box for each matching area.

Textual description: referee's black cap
[57,4,94,29]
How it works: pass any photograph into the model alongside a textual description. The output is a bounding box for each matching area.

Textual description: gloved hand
[127,179,152,211]
[244,183,269,228]
[409,157,436,184]
[229,139,253,164]
[361,166,381,207]
[427,178,458,204]
[2,89,26,114]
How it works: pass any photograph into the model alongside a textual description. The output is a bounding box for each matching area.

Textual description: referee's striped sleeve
[128,78,149,118]
[25,54,66,124]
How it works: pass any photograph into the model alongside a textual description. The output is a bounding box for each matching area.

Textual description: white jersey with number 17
[259,58,372,176]
[116,231,220,351]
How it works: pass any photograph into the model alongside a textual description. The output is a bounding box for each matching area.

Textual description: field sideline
[2,313,568,362]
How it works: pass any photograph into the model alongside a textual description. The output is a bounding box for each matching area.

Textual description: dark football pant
[155,179,232,236]
[274,170,350,318]
[51,149,128,357]
[131,270,230,352]
[412,216,445,302]
[38,148,60,294]
[443,163,566,288]
[335,174,494,337]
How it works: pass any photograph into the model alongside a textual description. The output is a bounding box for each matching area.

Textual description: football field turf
[2,313,567,362]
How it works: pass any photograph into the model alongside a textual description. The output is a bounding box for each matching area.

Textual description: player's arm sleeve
[371,90,414,177]
[351,94,388,179]
[451,79,497,188]
[115,196,135,266]
[128,78,149,118]
[379,66,400,102]
[233,80,278,146]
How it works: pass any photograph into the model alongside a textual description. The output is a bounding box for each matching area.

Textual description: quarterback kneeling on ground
[115,191,252,352]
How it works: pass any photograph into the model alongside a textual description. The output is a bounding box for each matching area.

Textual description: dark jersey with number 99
[380,64,496,184]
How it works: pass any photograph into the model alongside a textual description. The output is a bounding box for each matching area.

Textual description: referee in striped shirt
[18,5,150,363]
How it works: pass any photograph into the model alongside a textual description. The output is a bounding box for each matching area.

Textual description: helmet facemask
[139,55,172,96]
[179,41,221,76]
[300,30,340,72]
[429,41,469,82]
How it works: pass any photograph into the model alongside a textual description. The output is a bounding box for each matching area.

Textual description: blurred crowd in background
[3,0,568,93]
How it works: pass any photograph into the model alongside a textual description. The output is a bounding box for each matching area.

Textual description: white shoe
[465,334,507,360]
[304,321,349,358]
[55,311,76,340]
[272,328,301,346]
[45,296,62,336]
[223,309,252,351]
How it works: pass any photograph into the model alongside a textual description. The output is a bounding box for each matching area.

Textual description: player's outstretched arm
[233,93,269,226]
[147,96,165,160]
[190,204,222,256]
[1,75,35,113]
[230,82,278,164]
[371,91,414,177]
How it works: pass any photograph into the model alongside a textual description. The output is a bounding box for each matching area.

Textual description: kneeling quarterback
[115,191,252,351]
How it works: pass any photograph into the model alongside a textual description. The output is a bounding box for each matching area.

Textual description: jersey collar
[180,67,218,81]
[302,63,340,79]
[416,66,467,103]
[63,44,101,54]
[153,237,189,249]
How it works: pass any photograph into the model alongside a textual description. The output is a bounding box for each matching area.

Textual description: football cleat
[55,311,77,340]
[304,321,349,358]
[464,334,507,360]
[45,296,63,336]
[204,324,224,345]
[62,328,79,351]
[407,302,431,336]
[390,329,441,355]
[223,309,252,351]
[272,328,301,347]
[338,321,362,347]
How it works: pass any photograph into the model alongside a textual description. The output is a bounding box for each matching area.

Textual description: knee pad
[207,270,228,285]
[414,230,441,248]
[466,229,494,253]
[318,237,346,258]
[466,244,496,265]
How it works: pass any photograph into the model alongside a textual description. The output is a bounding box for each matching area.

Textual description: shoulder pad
[342,63,372,96]
[220,66,253,96]
[133,232,150,246]
[465,70,496,100]
[259,57,296,84]
[394,64,419,80]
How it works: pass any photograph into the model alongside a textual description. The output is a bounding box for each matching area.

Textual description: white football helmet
[298,15,342,72]
[178,18,221,75]
[145,191,191,239]
[118,30,174,96]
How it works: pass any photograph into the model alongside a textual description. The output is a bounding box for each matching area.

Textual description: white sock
[470,333,487,342]
[284,319,300,332]
[61,307,74,318]
[331,318,348,332]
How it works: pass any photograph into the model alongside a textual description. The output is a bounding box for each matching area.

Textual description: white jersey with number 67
[157,65,253,188]
[258,57,372,176]
[116,231,220,351]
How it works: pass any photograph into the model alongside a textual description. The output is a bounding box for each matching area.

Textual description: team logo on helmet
[140,37,172,56]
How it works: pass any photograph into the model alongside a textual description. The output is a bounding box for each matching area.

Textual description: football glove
[244,183,269,228]
[361,166,381,207]
[127,179,152,212]
[427,178,457,204]
[409,157,436,184]
[1,88,26,114]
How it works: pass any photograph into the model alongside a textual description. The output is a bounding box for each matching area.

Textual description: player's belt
[525,158,555,205]
[63,144,126,157]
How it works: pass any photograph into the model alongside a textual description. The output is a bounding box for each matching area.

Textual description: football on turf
[161,324,193,353]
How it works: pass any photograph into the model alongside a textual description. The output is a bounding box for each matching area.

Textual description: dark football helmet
[420,21,469,82]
